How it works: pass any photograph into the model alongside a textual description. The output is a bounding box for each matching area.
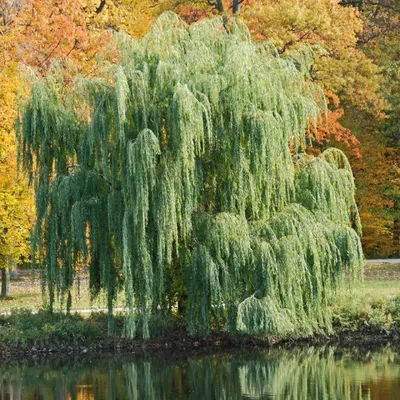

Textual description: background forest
[0,0,399,280]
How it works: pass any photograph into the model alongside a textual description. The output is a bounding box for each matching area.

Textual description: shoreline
[1,328,398,361]
[1,261,399,362]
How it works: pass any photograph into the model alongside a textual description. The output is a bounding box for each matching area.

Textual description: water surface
[1,345,399,399]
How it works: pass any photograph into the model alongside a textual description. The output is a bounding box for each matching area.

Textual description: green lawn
[1,262,400,320]
[0,270,125,314]
[349,279,400,301]
[343,261,400,303]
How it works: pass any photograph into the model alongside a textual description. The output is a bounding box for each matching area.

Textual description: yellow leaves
[118,0,160,37]
[0,0,167,274]
[344,112,400,256]
[0,185,33,265]
[240,0,386,117]
[0,0,163,270]
[0,63,34,269]
[242,0,361,50]
[82,0,160,38]
[314,47,387,115]
[278,0,333,38]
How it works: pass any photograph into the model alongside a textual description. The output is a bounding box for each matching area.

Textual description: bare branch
[96,0,106,14]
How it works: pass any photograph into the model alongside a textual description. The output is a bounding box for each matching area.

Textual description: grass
[340,262,400,305]
[0,310,108,347]
[1,261,400,341]
[332,261,400,334]
[0,270,125,314]
[2,262,400,312]
[0,308,181,350]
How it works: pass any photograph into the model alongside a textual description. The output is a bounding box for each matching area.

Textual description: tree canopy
[0,7,34,276]
[19,12,363,338]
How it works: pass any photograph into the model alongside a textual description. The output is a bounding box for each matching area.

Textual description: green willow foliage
[18,12,363,338]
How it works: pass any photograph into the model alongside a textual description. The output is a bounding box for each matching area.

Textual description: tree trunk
[393,198,400,256]
[177,294,188,316]
[9,260,18,279]
[1,268,10,299]
[232,0,241,14]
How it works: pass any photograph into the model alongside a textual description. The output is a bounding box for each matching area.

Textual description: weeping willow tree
[18,12,363,339]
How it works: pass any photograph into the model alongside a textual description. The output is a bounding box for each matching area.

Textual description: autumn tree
[0,0,97,297]
[0,0,177,299]
[0,68,34,299]
[83,0,162,38]
[338,0,400,256]
[0,2,34,298]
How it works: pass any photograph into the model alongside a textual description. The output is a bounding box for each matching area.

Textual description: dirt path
[366,259,400,264]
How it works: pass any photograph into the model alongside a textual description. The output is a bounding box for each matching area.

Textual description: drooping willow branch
[18,12,363,339]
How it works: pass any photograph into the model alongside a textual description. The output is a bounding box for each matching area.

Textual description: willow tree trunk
[1,268,10,299]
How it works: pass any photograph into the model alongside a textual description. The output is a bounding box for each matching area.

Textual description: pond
[1,345,399,399]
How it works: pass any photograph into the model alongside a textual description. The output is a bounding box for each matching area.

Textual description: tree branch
[38,38,62,68]
[207,0,224,13]
[65,38,78,58]
[96,0,107,14]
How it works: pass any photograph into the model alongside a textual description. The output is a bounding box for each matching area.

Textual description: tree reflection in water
[1,346,399,400]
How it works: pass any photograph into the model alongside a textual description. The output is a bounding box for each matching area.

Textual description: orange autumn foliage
[308,91,361,158]
[11,0,90,70]
[342,108,400,257]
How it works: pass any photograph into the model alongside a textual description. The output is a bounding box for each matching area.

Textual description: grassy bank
[332,261,400,335]
[0,309,264,358]
[0,262,399,357]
